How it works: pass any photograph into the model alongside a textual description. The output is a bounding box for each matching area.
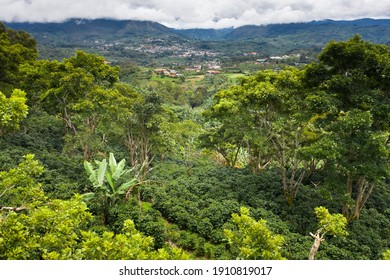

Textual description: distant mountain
[6,18,390,43]
[4,18,390,62]
[174,28,233,40]
[6,18,179,43]
[318,18,390,27]
[224,19,390,43]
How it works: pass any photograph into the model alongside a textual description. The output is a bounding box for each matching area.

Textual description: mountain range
[4,18,390,63]
[7,19,173,38]
[6,18,390,42]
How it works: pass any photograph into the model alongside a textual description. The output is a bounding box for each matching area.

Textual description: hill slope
[224,19,390,44]
[6,18,180,44]
[7,18,390,43]
[5,18,390,62]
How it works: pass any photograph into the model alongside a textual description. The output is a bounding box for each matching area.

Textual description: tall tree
[122,89,163,174]
[0,22,37,92]
[302,36,390,220]
[308,207,348,260]
[160,119,203,175]
[203,68,311,204]
[22,51,122,160]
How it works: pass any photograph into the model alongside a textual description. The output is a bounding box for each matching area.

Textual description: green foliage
[19,51,123,160]
[0,23,37,90]
[302,36,390,221]
[79,219,188,260]
[203,67,309,203]
[160,119,203,173]
[0,109,86,200]
[83,152,147,227]
[342,208,390,259]
[0,194,187,260]
[0,89,28,136]
[308,207,349,260]
[84,153,139,205]
[0,154,45,210]
[67,50,119,87]
[107,203,166,249]
[0,195,92,260]
[224,207,285,260]
[314,206,348,237]
[383,250,390,260]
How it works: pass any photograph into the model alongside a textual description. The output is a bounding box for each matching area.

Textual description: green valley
[0,19,389,260]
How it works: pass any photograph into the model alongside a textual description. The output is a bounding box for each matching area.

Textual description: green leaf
[84,161,94,176]
[97,159,107,186]
[108,152,117,175]
[105,171,115,193]
[81,192,95,201]
[113,159,126,180]
[116,179,138,195]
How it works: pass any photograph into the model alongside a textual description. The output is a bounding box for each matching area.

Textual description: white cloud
[1,0,390,28]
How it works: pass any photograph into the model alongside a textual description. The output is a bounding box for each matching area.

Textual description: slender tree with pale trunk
[308,207,348,260]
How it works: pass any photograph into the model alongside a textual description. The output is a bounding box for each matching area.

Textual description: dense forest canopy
[0,21,389,260]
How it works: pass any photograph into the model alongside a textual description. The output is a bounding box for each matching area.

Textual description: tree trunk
[0,206,28,212]
[343,175,374,221]
[351,177,374,221]
[308,230,325,260]
[83,115,98,161]
[125,131,139,168]
[83,143,91,161]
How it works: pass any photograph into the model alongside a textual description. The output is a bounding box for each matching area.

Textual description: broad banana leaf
[97,159,107,187]
[113,159,127,180]
[117,178,138,195]
[108,152,117,175]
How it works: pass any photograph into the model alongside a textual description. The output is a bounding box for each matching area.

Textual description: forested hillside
[7,18,390,64]
[0,21,389,260]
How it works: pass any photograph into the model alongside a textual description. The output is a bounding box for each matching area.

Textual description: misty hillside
[5,18,390,64]
[225,19,390,43]
[6,18,180,43]
[6,18,390,44]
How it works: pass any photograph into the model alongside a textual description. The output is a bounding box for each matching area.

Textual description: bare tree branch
[0,206,29,212]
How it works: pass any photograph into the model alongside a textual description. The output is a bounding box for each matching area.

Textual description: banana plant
[105,152,139,204]
[83,153,140,207]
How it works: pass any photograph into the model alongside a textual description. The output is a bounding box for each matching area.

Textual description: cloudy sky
[1,0,390,29]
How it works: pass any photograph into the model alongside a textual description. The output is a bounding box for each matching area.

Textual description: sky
[1,0,390,29]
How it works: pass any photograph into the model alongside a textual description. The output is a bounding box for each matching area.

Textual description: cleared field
[226,73,246,82]
[186,75,205,83]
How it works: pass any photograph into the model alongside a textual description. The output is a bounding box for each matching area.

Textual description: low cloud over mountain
[2,0,390,29]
